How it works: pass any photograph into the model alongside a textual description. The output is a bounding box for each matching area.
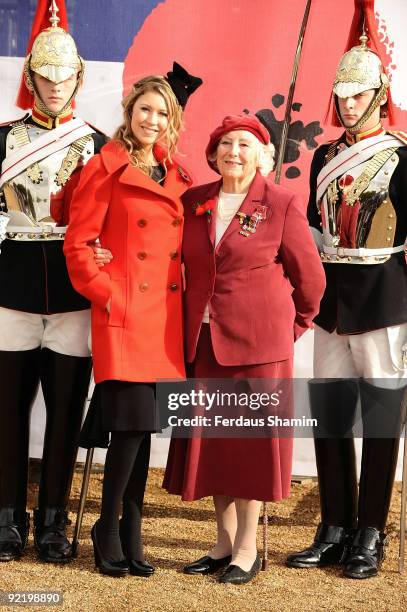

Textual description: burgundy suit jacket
[182,171,326,365]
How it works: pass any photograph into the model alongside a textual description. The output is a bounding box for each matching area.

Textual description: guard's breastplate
[319,147,401,264]
[1,121,94,239]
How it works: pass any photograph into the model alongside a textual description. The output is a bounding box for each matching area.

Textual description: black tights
[96,431,151,562]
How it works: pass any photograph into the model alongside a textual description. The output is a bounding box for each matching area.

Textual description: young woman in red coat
[64,65,201,577]
[163,115,326,584]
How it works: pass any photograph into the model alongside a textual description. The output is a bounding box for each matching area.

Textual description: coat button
[139,282,149,292]
[137,251,147,260]
[169,250,179,260]
[172,217,182,226]
[138,219,147,227]
[169,283,178,291]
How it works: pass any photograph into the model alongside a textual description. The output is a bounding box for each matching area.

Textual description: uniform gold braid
[317,141,340,221]
[325,141,339,164]
[10,121,43,184]
[342,147,398,206]
[8,121,93,188]
[55,135,93,187]
[388,130,407,146]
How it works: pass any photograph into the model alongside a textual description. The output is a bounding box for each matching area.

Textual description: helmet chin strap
[335,83,387,134]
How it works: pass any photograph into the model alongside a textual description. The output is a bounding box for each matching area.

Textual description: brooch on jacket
[178,166,192,183]
[193,198,216,218]
[236,205,268,237]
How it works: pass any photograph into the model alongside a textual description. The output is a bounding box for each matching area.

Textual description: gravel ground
[0,468,406,611]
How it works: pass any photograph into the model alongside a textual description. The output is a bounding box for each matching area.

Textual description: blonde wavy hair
[114,76,183,174]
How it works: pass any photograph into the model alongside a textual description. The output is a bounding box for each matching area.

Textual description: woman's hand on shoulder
[91,242,113,267]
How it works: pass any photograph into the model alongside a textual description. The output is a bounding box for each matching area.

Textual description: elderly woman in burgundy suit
[163,114,326,584]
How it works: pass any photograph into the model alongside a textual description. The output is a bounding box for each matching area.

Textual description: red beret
[205,114,270,172]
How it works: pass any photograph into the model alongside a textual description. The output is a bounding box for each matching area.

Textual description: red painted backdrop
[122,0,407,203]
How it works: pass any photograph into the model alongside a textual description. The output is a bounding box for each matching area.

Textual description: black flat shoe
[286,523,351,568]
[343,527,387,579]
[0,508,30,562]
[127,559,155,577]
[218,554,261,585]
[184,554,232,575]
[91,523,129,577]
[34,508,73,563]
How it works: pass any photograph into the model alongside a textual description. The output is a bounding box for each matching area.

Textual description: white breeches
[313,324,407,388]
[0,306,91,357]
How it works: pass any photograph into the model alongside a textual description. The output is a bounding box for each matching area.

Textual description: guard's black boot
[286,523,351,568]
[286,380,359,568]
[0,348,41,561]
[33,507,72,563]
[344,381,406,579]
[37,349,92,562]
[344,527,387,579]
[0,348,41,508]
[0,508,30,562]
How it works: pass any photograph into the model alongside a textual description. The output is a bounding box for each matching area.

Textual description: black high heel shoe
[118,519,155,577]
[127,559,155,577]
[90,523,130,577]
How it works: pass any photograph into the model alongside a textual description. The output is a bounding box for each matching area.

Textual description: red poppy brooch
[193,198,216,217]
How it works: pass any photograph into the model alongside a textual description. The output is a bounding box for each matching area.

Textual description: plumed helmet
[327,0,396,129]
[28,26,82,85]
[26,1,82,84]
[16,1,83,113]
[333,34,389,99]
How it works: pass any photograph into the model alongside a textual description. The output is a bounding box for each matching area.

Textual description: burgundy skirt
[163,324,293,501]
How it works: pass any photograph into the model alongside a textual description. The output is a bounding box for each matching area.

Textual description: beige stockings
[208,495,261,572]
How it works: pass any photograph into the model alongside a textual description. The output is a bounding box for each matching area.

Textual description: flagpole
[274,0,313,184]
[399,427,407,573]
[263,0,313,564]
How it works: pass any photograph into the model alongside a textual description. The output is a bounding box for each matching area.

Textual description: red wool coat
[182,171,326,365]
[64,140,192,383]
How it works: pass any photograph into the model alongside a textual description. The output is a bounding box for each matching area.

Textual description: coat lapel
[194,180,222,246]
[215,171,268,253]
[162,161,193,206]
[101,141,191,216]
[206,181,222,245]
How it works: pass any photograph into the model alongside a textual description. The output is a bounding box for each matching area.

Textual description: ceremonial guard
[0,1,105,563]
[286,5,407,580]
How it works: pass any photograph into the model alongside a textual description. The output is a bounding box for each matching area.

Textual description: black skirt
[79,380,159,449]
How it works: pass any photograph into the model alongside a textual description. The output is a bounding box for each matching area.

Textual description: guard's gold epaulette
[388,130,407,145]
[0,115,28,129]
[324,138,342,164]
